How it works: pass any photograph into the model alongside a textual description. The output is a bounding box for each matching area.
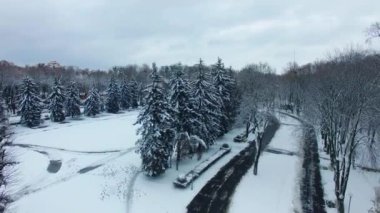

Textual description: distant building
[47,61,62,69]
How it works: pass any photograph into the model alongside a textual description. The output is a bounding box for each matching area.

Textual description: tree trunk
[253,136,262,175]
[245,121,251,138]
[176,141,181,171]
[337,197,345,213]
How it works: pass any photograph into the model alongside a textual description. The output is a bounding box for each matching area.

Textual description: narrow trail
[187,118,279,213]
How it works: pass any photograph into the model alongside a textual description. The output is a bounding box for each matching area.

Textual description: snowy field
[229,115,303,213]
[6,110,249,213]
[7,110,376,213]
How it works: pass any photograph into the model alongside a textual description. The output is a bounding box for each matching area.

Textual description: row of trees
[135,59,239,176]
[280,50,380,213]
[18,77,141,127]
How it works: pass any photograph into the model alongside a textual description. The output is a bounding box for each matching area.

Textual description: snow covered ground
[10,111,374,213]
[6,110,249,213]
[7,111,141,213]
[229,115,303,213]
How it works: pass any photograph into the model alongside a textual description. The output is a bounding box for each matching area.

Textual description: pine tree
[212,58,232,134]
[129,80,139,108]
[226,67,239,126]
[169,65,200,134]
[65,81,81,118]
[48,79,66,122]
[191,59,222,145]
[84,88,101,117]
[169,65,203,169]
[135,63,174,177]
[106,78,120,113]
[19,77,42,127]
[120,80,130,110]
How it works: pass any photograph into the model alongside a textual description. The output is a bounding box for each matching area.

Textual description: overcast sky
[0,0,379,72]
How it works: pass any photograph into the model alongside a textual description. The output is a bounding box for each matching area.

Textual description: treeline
[279,50,380,213]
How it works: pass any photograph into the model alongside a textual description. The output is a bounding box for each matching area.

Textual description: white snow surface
[229,115,303,213]
[10,111,377,213]
[6,110,249,213]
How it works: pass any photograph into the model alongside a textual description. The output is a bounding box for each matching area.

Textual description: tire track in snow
[126,168,142,213]
[9,143,124,154]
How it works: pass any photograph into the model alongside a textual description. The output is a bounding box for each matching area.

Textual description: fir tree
[212,58,233,134]
[65,81,81,118]
[106,78,120,113]
[169,65,200,134]
[120,80,130,110]
[135,63,174,177]
[226,67,239,125]
[84,88,100,117]
[129,80,139,108]
[19,77,42,127]
[191,59,222,145]
[169,65,202,169]
[48,79,66,122]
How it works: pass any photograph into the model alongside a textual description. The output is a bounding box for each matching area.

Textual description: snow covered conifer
[129,80,139,108]
[169,65,203,169]
[169,65,200,134]
[120,80,130,110]
[191,59,222,145]
[135,63,174,177]
[48,79,66,122]
[84,88,101,117]
[105,77,120,113]
[65,81,81,118]
[19,77,42,127]
[213,58,232,134]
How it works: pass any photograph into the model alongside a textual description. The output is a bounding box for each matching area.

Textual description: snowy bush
[369,187,380,213]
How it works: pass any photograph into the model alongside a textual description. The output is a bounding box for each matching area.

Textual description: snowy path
[229,115,302,213]
[186,118,279,213]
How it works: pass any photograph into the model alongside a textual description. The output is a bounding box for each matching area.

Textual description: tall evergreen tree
[226,67,239,126]
[65,81,81,118]
[106,78,120,113]
[129,80,139,108]
[135,63,174,177]
[169,65,200,134]
[2,85,17,115]
[120,80,131,110]
[169,65,202,170]
[48,79,66,122]
[19,77,42,127]
[84,88,101,117]
[212,58,233,134]
[191,59,222,145]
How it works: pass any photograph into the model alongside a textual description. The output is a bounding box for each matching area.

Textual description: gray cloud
[0,0,379,72]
